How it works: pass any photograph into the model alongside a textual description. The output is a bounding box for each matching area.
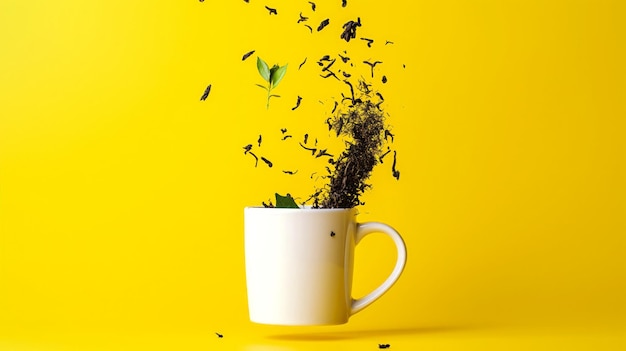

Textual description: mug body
[244,207,357,325]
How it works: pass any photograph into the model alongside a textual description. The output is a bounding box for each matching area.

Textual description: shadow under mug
[244,207,407,326]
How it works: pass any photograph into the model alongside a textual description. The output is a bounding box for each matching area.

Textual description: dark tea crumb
[340,18,361,42]
[216,333,223,338]
[258,135,262,147]
[384,129,394,142]
[378,344,390,349]
[299,142,317,155]
[265,6,277,15]
[304,24,313,33]
[379,147,391,163]
[297,12,308,23]
[283,170,298,175]
[242,50,255,61]
[360,37,374,47]
[320,71,339,80]
[200,84,211,101]
[342,0,347,7]
[385,40,394,45]
[382,75,388,83]
[303,133,309,144]
[316,149,333,158]
[248,151,259,167]
[261,157,273,168]
[281,128,287,134]
[338,53,350,63]
[299,58,307,69]
[322,59,336,72]
[243,144,253,154]
[292,96,302,110]
[308,1,316,11]
[330,231,336,237]
[392,151,400,180]
[363,60,382,78]
[317,18,330,31]
[282,135,293,140]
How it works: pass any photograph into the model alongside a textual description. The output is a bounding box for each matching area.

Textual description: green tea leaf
[257,57,270,82]
[255,84,269,90]
[275,193,299,208]
[271,64,288,88]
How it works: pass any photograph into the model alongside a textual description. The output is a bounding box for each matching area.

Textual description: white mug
[244,207,407,325]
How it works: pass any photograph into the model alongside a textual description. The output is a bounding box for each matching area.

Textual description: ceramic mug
[244,207,407,325]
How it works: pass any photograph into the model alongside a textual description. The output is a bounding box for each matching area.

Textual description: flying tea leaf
[257,57,270,82]
[271,64,288,88]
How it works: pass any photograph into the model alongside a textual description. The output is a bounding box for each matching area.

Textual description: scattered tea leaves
[200,84,211,101]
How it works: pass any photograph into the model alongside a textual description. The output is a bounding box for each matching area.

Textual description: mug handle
[350,222,407,315]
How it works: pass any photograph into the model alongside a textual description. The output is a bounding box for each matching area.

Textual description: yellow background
[1,0,624,350]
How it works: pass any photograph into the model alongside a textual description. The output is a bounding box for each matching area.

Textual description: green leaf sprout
[275,193,299,208]
[256,57,288,109]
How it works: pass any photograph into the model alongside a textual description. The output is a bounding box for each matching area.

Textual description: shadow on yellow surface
[265,324,479,341]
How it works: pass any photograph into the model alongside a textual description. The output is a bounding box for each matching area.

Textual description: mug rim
[245,206,355,213]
